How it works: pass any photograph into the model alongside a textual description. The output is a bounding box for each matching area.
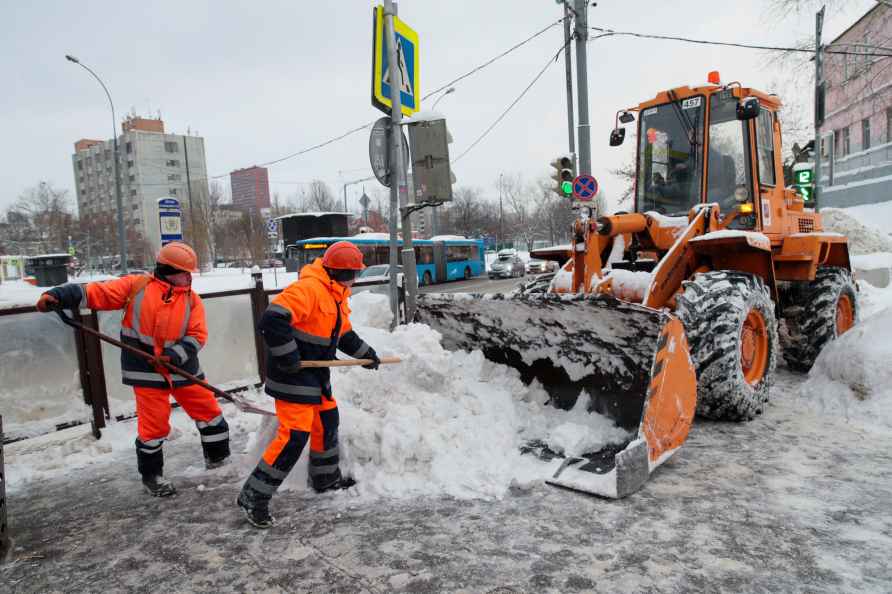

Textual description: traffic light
[793,164,814,203]
[550,154,576,197]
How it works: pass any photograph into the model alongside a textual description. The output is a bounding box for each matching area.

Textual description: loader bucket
[415,292,697,498]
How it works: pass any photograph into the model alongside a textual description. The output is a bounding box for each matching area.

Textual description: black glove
[362,348,380,370]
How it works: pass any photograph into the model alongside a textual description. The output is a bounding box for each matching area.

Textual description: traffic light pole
[383,0,418,327]
[563,1,576,159]
[573,0,596,215]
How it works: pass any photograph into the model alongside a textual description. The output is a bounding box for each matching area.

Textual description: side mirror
[619,111,635,124]
[609,127,626,146]
[736,97,760,121]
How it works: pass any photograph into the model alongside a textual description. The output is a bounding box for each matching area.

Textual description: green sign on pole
[794,165,815,203]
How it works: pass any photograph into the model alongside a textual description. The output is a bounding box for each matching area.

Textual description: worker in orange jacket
[36,242,229,497]
[238,241,380,528]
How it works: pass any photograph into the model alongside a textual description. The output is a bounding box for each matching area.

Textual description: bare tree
[501,173,541,251]
[534,179,576,246]
[295,180,338,212]
[9,182,76,254]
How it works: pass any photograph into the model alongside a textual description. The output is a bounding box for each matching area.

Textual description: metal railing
[0,273,406,445]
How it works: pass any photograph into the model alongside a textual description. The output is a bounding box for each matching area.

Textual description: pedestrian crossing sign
[372,5,420,117]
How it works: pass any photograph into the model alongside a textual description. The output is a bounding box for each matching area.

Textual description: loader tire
[781,267,858,373]
[676,271,778,421]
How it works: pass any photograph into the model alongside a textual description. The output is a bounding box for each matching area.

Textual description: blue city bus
[285,235,485,285]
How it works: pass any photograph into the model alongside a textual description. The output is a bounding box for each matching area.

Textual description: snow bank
[5,290,632,502]
[800,307,892,429]
[840,200,892,234]
[821,208,892,255]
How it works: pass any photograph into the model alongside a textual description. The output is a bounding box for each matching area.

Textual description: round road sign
[572,175,599,202]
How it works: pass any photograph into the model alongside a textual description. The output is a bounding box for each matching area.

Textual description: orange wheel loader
[416,73,857,498]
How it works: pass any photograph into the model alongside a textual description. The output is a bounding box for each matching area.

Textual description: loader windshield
[636,96,704,215]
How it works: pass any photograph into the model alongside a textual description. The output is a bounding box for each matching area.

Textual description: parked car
[526,259,559,274]
[489,250,525,279]
[353,265,405,295]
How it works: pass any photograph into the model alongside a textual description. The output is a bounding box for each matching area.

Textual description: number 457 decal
[681,97,702,109]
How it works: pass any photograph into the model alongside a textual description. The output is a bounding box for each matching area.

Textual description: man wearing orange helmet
[35,241,230,497]
[238,240,380,528]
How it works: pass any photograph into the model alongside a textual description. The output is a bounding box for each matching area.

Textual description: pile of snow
[821,208,892,255]
[840,200,892,233]
[5,290,631,501]
[800,307,892,429]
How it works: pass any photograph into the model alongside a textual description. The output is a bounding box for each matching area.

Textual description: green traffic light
[561,181,573,195]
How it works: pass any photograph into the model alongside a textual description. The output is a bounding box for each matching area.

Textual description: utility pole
[563,1,576,160]
[498,172,504,249]
[383,0,417,327]
[573,0,595,215]
[183,136,198,268]
[814,6,825,212]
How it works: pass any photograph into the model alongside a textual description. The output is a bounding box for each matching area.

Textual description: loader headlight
[739,202,754,214]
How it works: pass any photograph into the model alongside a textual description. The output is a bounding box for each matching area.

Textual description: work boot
[204,454,231,470]
[312,476,357,494]
[142,475,176,497]
[237,490,275,529]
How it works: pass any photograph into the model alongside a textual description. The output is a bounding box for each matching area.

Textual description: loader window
[707,92,754,229]
[635,97,704,216]
[756,110,776,186]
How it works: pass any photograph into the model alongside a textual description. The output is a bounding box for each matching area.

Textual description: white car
[526,259,558,274]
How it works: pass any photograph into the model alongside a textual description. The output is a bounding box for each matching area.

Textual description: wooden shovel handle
[299,356,402,368]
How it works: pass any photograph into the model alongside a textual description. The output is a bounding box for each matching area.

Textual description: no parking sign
[572,175,599,202]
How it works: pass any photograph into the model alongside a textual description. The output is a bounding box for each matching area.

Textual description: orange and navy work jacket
[50,274,207,389]
[260,259,370,404]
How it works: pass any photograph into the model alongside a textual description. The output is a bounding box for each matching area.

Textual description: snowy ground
[4,207,892,591]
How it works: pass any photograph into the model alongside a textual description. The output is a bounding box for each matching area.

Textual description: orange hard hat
[157,241,198,272]
[321,241,365,270]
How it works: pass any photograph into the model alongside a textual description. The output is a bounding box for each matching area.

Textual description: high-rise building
[71,116,209,261]
[230,166,270,212]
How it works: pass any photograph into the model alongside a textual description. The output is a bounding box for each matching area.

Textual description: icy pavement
[4,368,892,593]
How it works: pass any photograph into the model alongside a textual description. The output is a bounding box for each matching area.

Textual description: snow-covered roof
[274,212,350,221]
[792,162,814,172]
[402,110,446,124]
[350,232,390,240]
[29,253,71,259]
[430,235,467,241]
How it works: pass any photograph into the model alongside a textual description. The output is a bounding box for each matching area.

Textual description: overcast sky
[2,0,875,215]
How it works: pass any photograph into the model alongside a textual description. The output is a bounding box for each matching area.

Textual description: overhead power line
[453,39,571,164]
[589,26,892,58]
[184,17,570,185]
[423,16,568,101]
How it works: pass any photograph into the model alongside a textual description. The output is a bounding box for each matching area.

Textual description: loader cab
[627,78,784,232]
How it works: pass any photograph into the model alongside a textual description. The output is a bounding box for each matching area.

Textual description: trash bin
[27,254,70,287]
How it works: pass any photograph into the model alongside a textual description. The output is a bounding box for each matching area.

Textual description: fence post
[72,307,110,438]
[250,272,269,383]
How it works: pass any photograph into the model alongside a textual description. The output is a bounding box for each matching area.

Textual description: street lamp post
[66,54,127,273]
[431,87,455,111]
[498,173,504,250]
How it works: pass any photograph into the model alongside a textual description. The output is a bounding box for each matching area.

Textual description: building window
[164,141,179,153]
[130,189,137,197]
[862,118,871,151]
[129,174,136,182]
[127,160,134,168]
[169,188,178,196]
[77,160,83,171]
[167,173,182,182]
[125,142,132,154]
[842,126,850,156]
[166,159,180,167]
[887,108,892,144]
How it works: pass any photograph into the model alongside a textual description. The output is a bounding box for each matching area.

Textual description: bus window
[469,244,480,261]
[375,245,390,265]
[358,244,375,266]
[416,245,434,264]
[447,245,471,262]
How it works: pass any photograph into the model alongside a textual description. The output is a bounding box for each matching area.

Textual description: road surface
[419,275,527,295]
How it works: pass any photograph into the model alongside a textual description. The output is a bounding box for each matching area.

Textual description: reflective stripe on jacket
[260,259,369,404]
[52,274,207,388]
